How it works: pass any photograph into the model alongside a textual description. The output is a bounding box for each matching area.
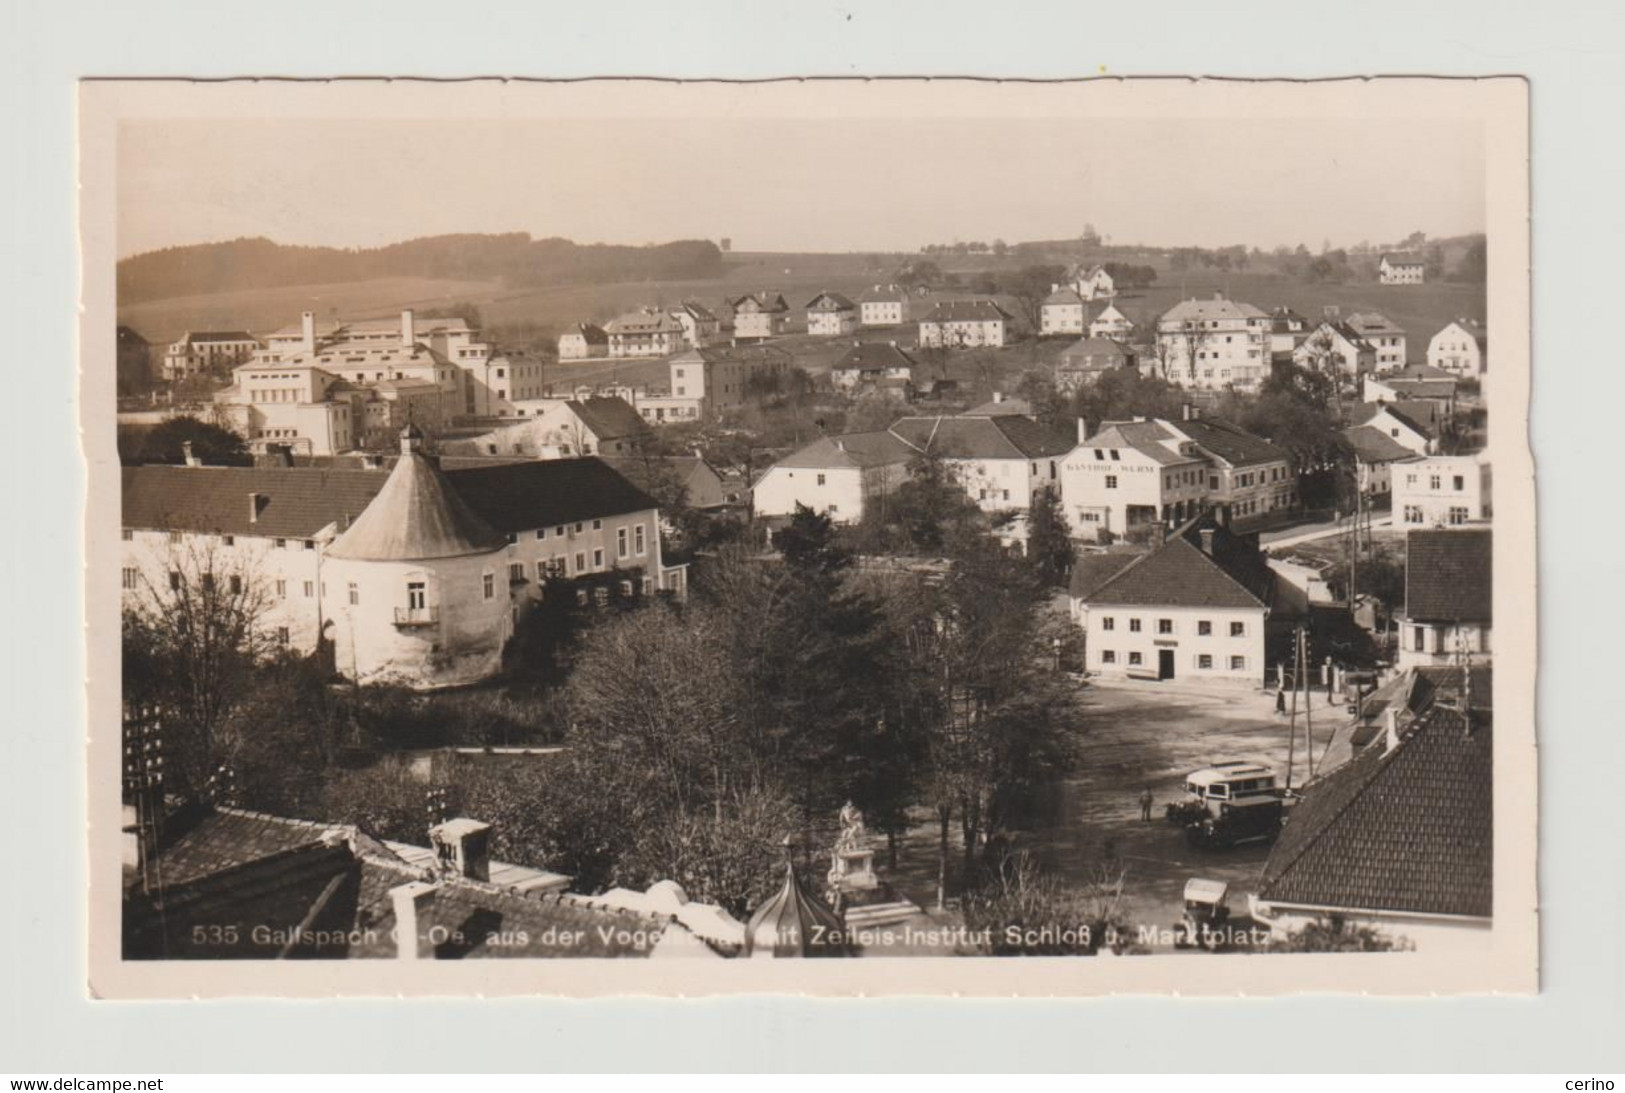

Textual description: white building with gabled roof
[1154,294,1271,391]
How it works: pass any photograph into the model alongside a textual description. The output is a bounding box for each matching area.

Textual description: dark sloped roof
[566,322,608,343]
[122,465,388,538]
[1058,337,1128,368]
[888,415,1074,460]
[154,807,346,888]
[185,331,257,344]
[326,449,508,561]
[1379,378,1457,400]
[1083,420,1193,467]
[446,457,659,534]
[569,396,649,440]
[920,299,1012,324]
[834,343,916,372]
[772,431,914,471]
[1083,519,1274,610]
[805,291,857,311]
[1257,706,1492,918]
[1342,425,1416,463]
[1173,417,1289,468]
[1068,549,1142,598]
[1405,528,1492,622]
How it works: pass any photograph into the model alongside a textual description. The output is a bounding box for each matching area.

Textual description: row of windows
[1100,616,1247,637]
[1098,649,1248,670]
[1404,505,1474,525]
[1403,473,1469,492]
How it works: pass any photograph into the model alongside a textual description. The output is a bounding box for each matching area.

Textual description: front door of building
[1158,648,1175,681]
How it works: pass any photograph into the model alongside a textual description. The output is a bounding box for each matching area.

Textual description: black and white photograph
[79,76,1535,998]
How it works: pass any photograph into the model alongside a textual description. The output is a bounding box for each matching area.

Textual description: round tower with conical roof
[323,428,512,688]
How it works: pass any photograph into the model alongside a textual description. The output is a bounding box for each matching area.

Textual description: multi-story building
[454,396,649,459]
[1291,318,1376,381]
[751,431,914,524]
[1427,319,1487,379]
[1345,311,1408,372]
[1040,288,1087,337]
[162,331,261,381]
[666,302,721,348]
[1394,454,1491,529]
[1058,410,1295,542]
[558,323,608,360]
[1379,253,1426,285]
[1069,515,1278,685]
[804,292,859,337]
[829,342,916,394]
[666,344,792,417]
[1345,401,1440,456]
[1088,303,1135,341]
[857,285,911,327]
[1266,307,1312,360]
[1341,424,1416,499]
[1154,294,1271,391]
[1397,528,1492,669]
[917,299,1013,349]
[727,292,790,340]
[211,360,360,456]
[1061,264,1115,301]
[1054,337,1131,393]
[120,427,682,690]
[604,309,687,359]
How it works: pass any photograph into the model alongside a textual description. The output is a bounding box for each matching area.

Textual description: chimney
[1213,290,1226,301]
[389,880,438,961]
[1199,528,1215,556]
[400,309,415,349]
[1181,403,1191,422]
[247,492,264,524]
[301,310,316,353]
[1150,522,1166,548]
[430,817,492,882]
[1383,708,1401,754]
[181,441,200,467]
[1077,417,1087,444]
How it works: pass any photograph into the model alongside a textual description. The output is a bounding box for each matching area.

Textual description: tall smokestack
[301,311,316,354]
[400,309,416,350]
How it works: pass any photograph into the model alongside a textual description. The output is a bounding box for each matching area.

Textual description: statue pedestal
[830,847,879,893]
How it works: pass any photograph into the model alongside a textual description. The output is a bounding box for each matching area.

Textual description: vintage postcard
[81,76,1535,997]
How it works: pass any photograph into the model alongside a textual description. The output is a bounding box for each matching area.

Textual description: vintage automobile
[1173,877,1232,950]
[1166,760,1286,848]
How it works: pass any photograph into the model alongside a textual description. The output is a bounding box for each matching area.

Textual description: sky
[117,116,1485,258]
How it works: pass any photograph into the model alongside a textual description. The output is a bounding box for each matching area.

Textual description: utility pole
[1300,627,1314,782]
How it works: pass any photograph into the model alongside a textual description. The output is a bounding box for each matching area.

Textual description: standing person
[1276,688,1287,716]
[1139,786,1154,822]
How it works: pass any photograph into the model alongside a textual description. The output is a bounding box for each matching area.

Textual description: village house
[1345,311,1408,372]
[1342,424,1416,499]
[603,452,734,513]
[1054,336,1132,393]
[857,284,911,327]
[162,330,261,381]
[1344,401,1441,456]
[604,309,686,359]
[917,299,1013,349]
[1250,698,1491,950]
[829,342,916,399]
[1396,528,1493,669]
[1068,514,1279,685]
[1040,288,1088,336]
[451,396,649,459]
[1379,252,1427,285]
[1427,318,1487,379]
[886,412,1075,514]
[804,291,859,337]
[1393,453,1491,529]
[1087,302,1135,341]
[1154,294,1271,391]
[666,343,793,416]
[1292,317,1376,381]
[122,804,740,960]
[750,431,914,524]
[1363,365,1458,416]
[1058,410,1295,542]
[120,427,682,690]
[557,322,608,360]
[727,292,791,339]
[666,301,721,348]
[1059,264,1115,301]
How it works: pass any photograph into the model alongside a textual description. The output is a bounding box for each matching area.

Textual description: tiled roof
[568,396,649,440]
[1346,311,1406,337]
[1378,378,1457,400]
[729,292,789,313]
[920,299,1012,324]
[1082,517,1274,610]
[1168,417,1289,468]
[565,323,608,343]
[961,397,1032,417]
[1044,288,1086,306]
[772,431,914,471]
[326,447,507,562]
[1081,420,1198,467]
[184,331,257,344]
[674,344,794,367]
[672,301,718,322]
[1159,297,1269,325]
[834,343,917,373]
[604,310,684,335]
[447,458,660,534]
[1059,337,1128,368]
[1382,252,1426,265]
[1438,318,1487,349]
[1342,425,1416,463]
[1405,529,1492,623]
[153,806,347,888]
[1068,549,1142,598]
[1257,705,1492,918]
[888,415,1074,460]
[1347,401,1440,438]
[805,291,857,312]
[122,464,389,538]
[857,285,908,303]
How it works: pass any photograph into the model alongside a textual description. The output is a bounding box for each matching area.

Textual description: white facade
[1346,313,1408,372]
[1088,304,1135,341]
[1380,255,1426,285]
[163,333,260,381]
[859,292,909,327]
[1155,296,1271,391]
[1427,320,1487,378]
[1060,442,1208,541]
[1394,455,1491,529]
[1395,617,1492,670]
[752,460,908,524]
[1040,293,1086,336]
[1292,322,1374,381]
[1360,404,1437,456]
[1077,601,1266,684]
